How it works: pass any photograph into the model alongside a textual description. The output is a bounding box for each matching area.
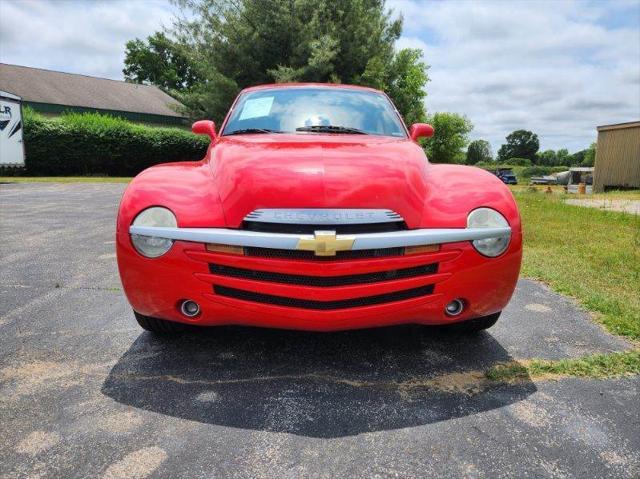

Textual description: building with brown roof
[0,63,187,126]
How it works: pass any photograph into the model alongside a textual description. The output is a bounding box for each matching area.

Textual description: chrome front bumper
[129,225,512,251]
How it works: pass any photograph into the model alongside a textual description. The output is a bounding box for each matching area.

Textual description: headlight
[467,208,510,257]
[130,207,177,258]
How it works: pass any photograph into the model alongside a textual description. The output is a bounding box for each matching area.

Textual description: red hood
[121,136,518,232]
[210,134,429,227]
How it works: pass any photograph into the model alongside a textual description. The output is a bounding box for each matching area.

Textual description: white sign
[238,96,274,120]
[0,91,25,167]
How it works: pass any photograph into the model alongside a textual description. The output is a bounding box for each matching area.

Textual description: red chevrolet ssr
[117,83,521,333]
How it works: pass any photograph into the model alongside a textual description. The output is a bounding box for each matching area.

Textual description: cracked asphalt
[1,182,638,478]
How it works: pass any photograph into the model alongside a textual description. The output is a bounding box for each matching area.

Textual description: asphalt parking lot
[1,183,638,478]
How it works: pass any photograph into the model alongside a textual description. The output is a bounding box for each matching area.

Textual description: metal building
[593,121,640,192]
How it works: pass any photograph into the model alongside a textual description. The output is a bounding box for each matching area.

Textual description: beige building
[593,121,640,193]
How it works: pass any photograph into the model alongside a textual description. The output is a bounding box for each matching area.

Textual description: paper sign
[239,97,274,120]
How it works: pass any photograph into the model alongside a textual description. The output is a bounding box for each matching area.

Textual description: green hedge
[2,109,209,176]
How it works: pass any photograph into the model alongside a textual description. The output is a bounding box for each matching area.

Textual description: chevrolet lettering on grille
[296,230,356,256]
[244,208,403,225]
[276,211,375,223]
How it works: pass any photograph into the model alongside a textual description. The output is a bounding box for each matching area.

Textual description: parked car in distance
[117,83,522,334]
[493,167,518,185]
[530,175,557,185]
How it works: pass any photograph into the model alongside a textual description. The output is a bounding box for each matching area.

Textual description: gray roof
[0,63,185,118]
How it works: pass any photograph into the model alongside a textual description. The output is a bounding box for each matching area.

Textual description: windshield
[222,87,406,137]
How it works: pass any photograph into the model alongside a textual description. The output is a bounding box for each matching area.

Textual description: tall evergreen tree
[124,0,429,123]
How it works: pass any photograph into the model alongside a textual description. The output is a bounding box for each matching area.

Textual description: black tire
[134,311,185,334]
[447,311,501,334]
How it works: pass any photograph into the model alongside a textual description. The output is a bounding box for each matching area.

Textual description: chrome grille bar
[129,225,511,250]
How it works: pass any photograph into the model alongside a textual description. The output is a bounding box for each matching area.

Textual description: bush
[474,161,494,169]
[2,109,209,176]
[506,157,531,166]
[475,162,523,171]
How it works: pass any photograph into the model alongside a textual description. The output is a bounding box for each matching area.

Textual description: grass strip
[0,176,132,183]
[514,190,640,340]
[486,349,640,382]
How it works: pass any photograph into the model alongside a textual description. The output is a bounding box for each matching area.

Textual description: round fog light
[445,299,464,316]
[180,300,200,318]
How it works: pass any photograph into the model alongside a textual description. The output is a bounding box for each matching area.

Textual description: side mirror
[409,123,434,141]
[192,120,217,141]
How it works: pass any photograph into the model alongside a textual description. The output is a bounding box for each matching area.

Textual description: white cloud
[390,0,640,151]
[0,0,175,79]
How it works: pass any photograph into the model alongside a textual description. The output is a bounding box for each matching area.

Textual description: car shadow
[101,325,536,438]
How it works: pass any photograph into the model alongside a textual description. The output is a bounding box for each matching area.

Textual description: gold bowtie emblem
[296,230,355,256]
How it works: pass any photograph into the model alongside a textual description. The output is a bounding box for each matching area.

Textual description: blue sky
[1,0,638,153]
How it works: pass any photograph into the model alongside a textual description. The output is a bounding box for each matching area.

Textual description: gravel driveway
[565,198,640,215]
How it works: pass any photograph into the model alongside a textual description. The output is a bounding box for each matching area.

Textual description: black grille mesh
[209,263,438,287]
[213,284,435,310]
[244,246,405,260]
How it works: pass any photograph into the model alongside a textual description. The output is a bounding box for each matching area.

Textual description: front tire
[447,311,501,334]
[134,311,185,334]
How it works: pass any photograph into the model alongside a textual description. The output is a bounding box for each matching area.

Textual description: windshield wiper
[225,128,282,135]
[296,125,368,135]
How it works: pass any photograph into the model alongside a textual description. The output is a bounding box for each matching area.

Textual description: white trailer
[566,167,594,194]
[0,90,25,167]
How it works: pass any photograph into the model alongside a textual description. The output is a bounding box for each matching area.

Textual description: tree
[582,142,597,166]
[556,148,571,166]
[465,139,492,164]
[424,113,473,164]
[379,48,429,124]
[536,149,556,166]
[123,32,203,90]
[497,130,539,163]
[124,0,429,123]
[570,149,586,166]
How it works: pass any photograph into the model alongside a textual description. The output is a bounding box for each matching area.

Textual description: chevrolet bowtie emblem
[296,230,356,256]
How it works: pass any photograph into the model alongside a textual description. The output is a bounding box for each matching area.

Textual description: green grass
[514,190,640,339]
[0,176,132,183]
[486,350,640,382]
